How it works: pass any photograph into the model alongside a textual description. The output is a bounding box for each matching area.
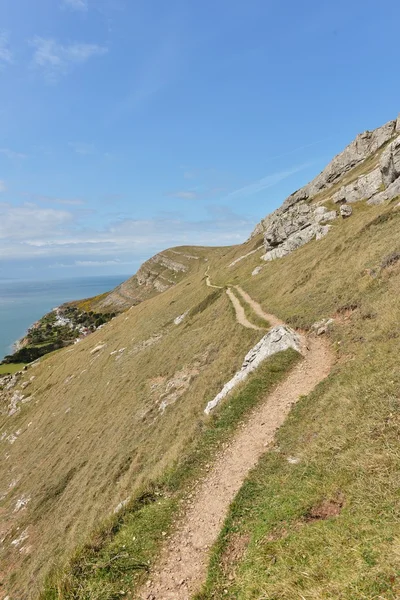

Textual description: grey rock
[367,177,400,205]
[379,135,400,187]
[340,205,353,218]
[260,203,336,261]
[250,117,397,238]
[333,167,382,204]
[204,326,301,414]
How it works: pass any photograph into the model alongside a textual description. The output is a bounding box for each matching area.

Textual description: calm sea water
[0,275,127,360]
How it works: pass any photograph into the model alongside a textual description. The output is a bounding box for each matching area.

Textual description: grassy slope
[195,203,400,599]
[42,199,400,599]
[0,245,263,598]
[1,168,400,599]
[80,246,215,313]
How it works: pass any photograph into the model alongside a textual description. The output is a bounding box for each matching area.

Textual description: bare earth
[140,328,334,599]
[225,288,261,330]
[234,285,284,328]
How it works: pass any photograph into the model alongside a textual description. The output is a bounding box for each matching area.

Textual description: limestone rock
[204,326,301,414]
[379,136,400,186]
[250,117,397,239]
[260,203,336,261]
[333,167,383,204]
[367,177,400,205]
[340,205,353,218]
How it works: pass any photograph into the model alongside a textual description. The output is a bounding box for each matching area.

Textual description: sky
[0,0,399,280]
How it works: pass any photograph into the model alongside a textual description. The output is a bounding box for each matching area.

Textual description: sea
[0,275,127,361]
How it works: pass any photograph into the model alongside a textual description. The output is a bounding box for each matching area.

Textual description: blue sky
[0,0,399,280]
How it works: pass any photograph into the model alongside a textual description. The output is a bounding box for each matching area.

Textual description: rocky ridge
[252,115,400,264]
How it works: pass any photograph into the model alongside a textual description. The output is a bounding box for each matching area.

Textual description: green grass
[2,153,400,600]
[40,349,299,599]
[0,363,26,375]
[192,204,400,599]
[197,317,400,599]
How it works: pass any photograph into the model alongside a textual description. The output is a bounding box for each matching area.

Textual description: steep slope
[1,115,400,600]
[75,247,213,313]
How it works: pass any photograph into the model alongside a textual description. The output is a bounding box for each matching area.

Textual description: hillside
[75,247,214,313]
[1,115,400,600]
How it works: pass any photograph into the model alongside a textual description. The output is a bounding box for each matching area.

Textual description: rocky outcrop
[261,203,336,262]
[380,136,400,186]
[259,118,398,221]
[94,250,195,312]
[332,167,383,204]
[331,134,400,206]
[204,326,301,414]
[250,115,400,262]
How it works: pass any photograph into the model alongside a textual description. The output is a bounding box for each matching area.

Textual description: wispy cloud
[0,148,27,160]
[168,190,199,200]
[0,202,73,241]
[31,37,108,81]
[69,141,95,155]
[75,259,121,266]
[35,194,85,206]
[226,163,313,199]
[265,140,329,164]
[62,0,89,11]
[0,32,12,66]
[0,202,254,262]
[0,180,6,193]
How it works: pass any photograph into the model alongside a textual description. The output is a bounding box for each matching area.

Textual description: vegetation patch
[1,305,116,365]
[188,289,223,319]
[40,349,299,599]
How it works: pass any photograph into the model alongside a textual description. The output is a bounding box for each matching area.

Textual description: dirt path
[225,288,261,331]
[205,268,223,290]
[140,334,334,600]
[234,285,284,327]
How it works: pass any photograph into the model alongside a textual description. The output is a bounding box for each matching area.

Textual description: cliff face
[82,247,210,312]
[250,115,400,265]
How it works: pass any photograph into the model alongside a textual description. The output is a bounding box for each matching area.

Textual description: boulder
[340,205,353,218]
[204,326,301,414]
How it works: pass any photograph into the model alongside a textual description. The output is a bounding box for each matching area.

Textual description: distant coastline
[0,275,128,363]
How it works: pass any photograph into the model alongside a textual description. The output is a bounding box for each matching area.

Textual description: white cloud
[0,180,6,192]
[226,163,313,199]
[0,32,12,65]
[0,203,73,241]
[31,37,108,81]
[75,260,120,266]
[35,195,85,206]
[62,0,88,11]
[168,191,198,200]
[0,203,254,262]
[0,148,27,160]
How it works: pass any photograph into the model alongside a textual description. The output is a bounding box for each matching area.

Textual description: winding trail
[225,288,261,331]
[234,285,284,328]
[140,285,334,600]
[205,270,264,331]
[205,267,223,290]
